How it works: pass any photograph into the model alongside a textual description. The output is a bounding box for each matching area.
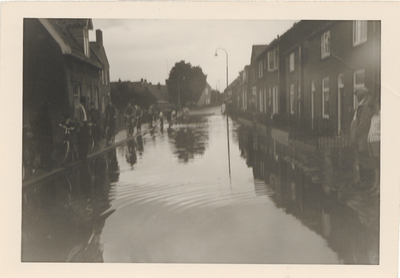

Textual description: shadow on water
[21,149,120,262]
[237,125,379,265]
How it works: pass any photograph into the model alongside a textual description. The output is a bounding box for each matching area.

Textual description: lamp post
[215,48,229,100]
[215,48,231,184]
[178,75,185,112]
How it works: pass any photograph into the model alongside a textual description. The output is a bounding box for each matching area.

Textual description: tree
[166,61,207,108]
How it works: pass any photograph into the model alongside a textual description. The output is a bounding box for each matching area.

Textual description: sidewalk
[236,116,379,232]
[22,123,155,188]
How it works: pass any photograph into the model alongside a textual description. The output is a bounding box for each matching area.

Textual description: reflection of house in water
[22,153,116,262]
[236,125,379,264]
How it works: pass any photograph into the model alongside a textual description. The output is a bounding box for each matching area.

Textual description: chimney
[96,29,103,44]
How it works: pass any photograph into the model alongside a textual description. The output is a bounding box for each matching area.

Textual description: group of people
[123,102,143,135]
[351,87,381,196]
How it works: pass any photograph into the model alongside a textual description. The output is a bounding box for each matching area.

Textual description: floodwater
[21,107,379,264]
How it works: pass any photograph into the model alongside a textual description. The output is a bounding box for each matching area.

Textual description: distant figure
[159,110,164,130]
[367,99,380,196]
[135,105,143,133]
[75,97,88,160]
[35,101,53,171]
[104,100,117,143]
[148,103,158,128]
[351,87,373,190]
[170,110,177,128]
[61,113,78,161]
[88,102,102,147]
[221,102,226,114]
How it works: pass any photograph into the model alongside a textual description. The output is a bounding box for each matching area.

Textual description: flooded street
[22,107,378,264]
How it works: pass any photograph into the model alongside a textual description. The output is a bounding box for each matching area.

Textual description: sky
[89,19,297,91]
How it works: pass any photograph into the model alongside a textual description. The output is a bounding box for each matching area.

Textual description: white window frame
[290,84,295,115]
[321,30,330,59]
[353,20,368,46]
[259,90,263,112]
[272,86,279,115]
[73,84,81,109]
[311,80,315,129]
[268,48,279,72]
[353,69,365,109]
[338,74,344,135]
[83,28,90,58]
[289,52,295,73]
[258,60,263,79]
[263,88,267,114]
[322,77,330,119]
[243,90,247,109]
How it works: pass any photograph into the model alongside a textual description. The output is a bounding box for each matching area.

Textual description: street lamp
[215,48,229,100]
[178,75,185,112]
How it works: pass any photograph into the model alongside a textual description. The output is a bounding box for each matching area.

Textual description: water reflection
[237,125,379,264]
[167,122,209,163]
[22,151,119,262]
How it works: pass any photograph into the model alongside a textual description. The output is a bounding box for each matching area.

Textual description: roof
[251,45,268,62]
[40,18,103,69]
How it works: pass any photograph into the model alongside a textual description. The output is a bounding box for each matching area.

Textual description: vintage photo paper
[0,1,399,278]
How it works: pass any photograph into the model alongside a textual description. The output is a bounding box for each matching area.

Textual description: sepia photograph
[1,1,399,278]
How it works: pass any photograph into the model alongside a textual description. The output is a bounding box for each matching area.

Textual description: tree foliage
[166,61,207,107]
[111,81,157,111]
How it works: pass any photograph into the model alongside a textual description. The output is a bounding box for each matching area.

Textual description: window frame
[289,52,295,73]
[290,84,295,115]
[353,20,368,46]
[321,30,330,59]
[311,80,315,129]
[353,69,366,109]
[322,77,330,119]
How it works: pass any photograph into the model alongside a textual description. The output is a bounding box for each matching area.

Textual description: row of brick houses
[23,18,111,144]
[228,20,380,144]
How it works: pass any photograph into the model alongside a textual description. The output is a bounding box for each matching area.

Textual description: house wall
[23,19,70,143]
[302,21,380,135]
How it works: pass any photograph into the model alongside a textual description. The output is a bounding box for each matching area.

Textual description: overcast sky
[89,19,297,91]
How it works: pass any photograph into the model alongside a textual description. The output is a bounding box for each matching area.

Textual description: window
[289,52,295,72]
[205,88,209,95]
[268,48,279,71]
[338,74,344,135]
[258,60,263,78]
[259,90,263,112]
[311,81,315,129]
[83,28,90,58]
[272,86,279,115]
[297,82,301,116]
[353,69,365,109]
[243,90,247,109]
[290,84,295,115]
[321,31,330,59]
[73,84,81,109]
[263,88,267,114]
[353,21,367,46]
[322,77,329,118]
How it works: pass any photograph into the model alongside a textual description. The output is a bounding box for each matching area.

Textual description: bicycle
[105,123,116,145]
[57,123,77,165]
[87,123,95,150]
[125,115,136,137]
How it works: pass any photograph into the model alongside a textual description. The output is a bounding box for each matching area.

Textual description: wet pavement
[21,107,379,264]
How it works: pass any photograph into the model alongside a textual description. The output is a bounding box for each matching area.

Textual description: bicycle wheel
[58,140,70,165]
[88,135,95,149]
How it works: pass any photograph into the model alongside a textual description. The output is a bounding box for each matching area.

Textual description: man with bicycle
[123,102,136,137]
